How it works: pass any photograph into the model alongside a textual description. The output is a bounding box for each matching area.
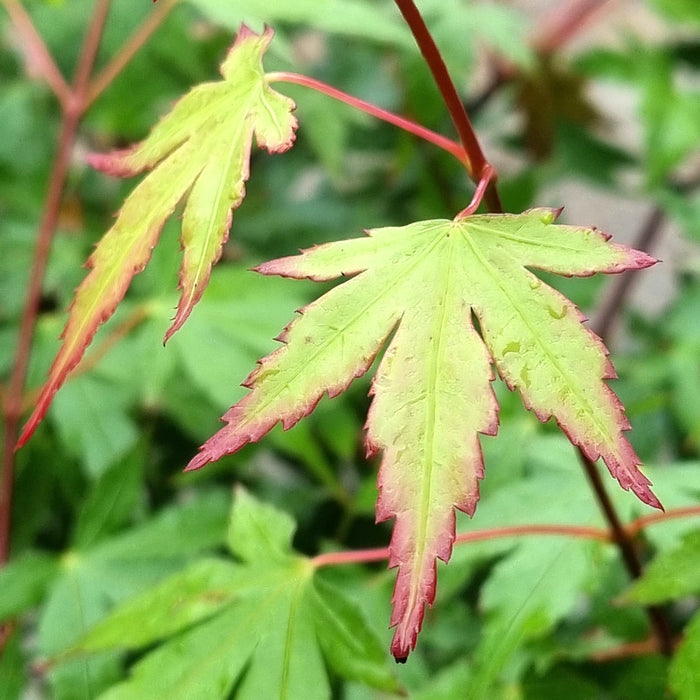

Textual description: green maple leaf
[18,26,296,447]
[185,208,660,661]
[61,488,400,698]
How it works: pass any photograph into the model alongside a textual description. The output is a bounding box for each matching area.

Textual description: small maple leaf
[185,208,659,661]
[18,25,296,447]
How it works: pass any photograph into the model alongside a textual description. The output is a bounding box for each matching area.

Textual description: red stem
[267,71,468,166]
[1,0,72,110]
[455,165,496,218]
[1,0,175,566]
[0,0,113,565]
[86,0,177,109]
[312,505,700,569]
[392,0,502,213]
[628,505,700,537]
[313,522,611,568]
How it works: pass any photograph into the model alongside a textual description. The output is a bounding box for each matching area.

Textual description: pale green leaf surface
[167,266,311,411]
[71,558,245,652]
[19,26,297,447]
[82,490,396,698]
[312,575,402,692]
[90,489,229,563]
[97,601,257,700]
[36,492,231,697]
[234,583,329,700]
[187,208,656,660]
[227,485,297,563]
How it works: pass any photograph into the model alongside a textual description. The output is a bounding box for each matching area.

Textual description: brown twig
[577,449,675,656]
[85,0,177,109]
[589,635,671,662]
[593,206,665,341]
[532,0,614,56]
[467,0,617,115]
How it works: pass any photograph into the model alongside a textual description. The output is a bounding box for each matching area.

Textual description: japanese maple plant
[12,0,668,665]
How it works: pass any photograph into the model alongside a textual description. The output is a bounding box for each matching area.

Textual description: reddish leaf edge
[16,24,296,450]
[184,209,662,661]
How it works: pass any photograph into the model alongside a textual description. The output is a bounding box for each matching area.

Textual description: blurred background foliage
[0,0,699,697]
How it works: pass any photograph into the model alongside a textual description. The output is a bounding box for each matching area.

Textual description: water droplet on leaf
[548,305,567,319]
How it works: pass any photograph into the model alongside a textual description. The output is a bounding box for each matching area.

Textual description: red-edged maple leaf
[185,208,659,660]
[18,26,296,447]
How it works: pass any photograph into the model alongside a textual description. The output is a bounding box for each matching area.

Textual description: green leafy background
[1,0,699,697]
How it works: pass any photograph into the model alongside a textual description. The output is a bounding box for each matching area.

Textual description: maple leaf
[17,25,296,447]
[60,488,400,697]
[185,208,659,661]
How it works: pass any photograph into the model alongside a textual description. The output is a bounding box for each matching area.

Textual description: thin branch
[466,0,617,117]
[1,114,77,565]
[313,546,390,568]
[455,522,611,544]
[589,635,673,662]
[577,449,674,656]
[0,0,113,565]
[391,0,502,213]
[579,451,644,576]
[455,165,497,218]
[1,0,72,110]
[627,505,700,538]
[313,505,700,568]
[86,0,177,109]
[532,0,614,56]
[593,206,665,341]
[267,71,468,165]
[70,0,112,111]
[312,522,611,568]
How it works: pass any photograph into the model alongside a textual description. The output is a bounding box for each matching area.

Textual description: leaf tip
[542,206,564,224]
[86,150,139,178]
[15,385,59,449]
[184,452,210,472]
[629,249,658,271]
[637,482,664,512]
[163,302,193,345]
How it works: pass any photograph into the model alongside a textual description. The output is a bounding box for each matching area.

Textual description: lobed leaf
[187,208,658,660]
[64,489,398,698]
[18,25,297,447]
